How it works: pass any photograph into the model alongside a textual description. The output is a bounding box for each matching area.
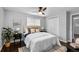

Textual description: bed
[24,32,60,52]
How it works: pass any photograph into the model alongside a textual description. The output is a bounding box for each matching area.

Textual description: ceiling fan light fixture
[38,11,43,15]
[38,7,47,16]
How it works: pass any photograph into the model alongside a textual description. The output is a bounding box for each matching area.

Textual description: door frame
[70,13,79,42]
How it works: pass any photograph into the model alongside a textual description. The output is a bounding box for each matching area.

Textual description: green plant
[2,27,13,43]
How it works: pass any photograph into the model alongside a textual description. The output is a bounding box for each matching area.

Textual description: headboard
[24,26,41,33]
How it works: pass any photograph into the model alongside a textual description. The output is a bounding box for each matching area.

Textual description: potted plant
[2,27,13,47]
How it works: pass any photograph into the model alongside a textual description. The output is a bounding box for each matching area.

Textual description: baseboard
[60,40,67,43]
[60,39,72,43]
[67,39,72,43]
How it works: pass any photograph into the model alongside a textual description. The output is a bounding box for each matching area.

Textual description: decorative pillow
[36,29,40,32]
[24,28,29,34]
[75,38,79,44]
[30,28,36,33]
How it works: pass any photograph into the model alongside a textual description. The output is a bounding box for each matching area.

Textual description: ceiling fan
[38,7,47,15]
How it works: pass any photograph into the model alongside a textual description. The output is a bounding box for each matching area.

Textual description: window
[27,17,40,26]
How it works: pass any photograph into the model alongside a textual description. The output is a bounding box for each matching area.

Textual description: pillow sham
[24,27,29,34]
[36,28,40,32]
[30,28,36,33]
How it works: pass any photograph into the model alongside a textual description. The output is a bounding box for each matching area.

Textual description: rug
[18,46,67,52]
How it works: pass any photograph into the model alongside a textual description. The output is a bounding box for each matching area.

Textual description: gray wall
[40,17,46,30]
[4,10,46,33]
[3,10,46,43]
[66,11,71,42]
[46,11,67,42]
[46,17,59,36]
[4,10,27,33]
[74,19,79,34]
[0,8,4,50]
[69,10,79,41]
[72,15,79,34]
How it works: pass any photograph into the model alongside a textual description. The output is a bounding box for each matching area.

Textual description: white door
[46,17,59,36]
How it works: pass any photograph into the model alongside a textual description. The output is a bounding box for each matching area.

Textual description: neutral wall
[66,12,71,42]
[3,10,46,43]
[4,10,46,33]
[70,10,79,40]
[66,10,79,42]
[40,17,46,29]
[46,11,67,42]
[4,10,27,33]
[74,19,79,34]
[0,8,4,50]
[46,17,59,36]
[59,11,67,42]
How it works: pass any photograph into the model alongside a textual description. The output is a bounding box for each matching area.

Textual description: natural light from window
[27,17,40,26]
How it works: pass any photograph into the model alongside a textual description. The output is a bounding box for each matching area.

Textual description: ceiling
[3,7,38,15]
[3,7,79,17]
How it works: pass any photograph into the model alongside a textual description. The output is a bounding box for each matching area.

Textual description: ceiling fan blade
[43,7,47,11]
[42,12,45,15]
[38,7,42,12]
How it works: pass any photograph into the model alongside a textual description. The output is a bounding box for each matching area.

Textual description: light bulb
[38,12,42,15]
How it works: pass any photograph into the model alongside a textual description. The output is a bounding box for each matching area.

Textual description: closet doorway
[72,14,79,42]
[46,17,59,36]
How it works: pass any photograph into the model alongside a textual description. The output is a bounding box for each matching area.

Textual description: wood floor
[1,41,79,52]
[1,34,79,52]
[1,41,26,52]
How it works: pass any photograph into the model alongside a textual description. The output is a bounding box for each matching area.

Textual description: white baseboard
[60,39,67,43]
[67,40,72,42]
[60,39,72,43]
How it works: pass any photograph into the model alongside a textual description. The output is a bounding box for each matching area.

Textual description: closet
[46,17,59,36]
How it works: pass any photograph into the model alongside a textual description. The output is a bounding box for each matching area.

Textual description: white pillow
[30,28,36,33]
[24,28,29,34]
[75,38,79,44]
[36,29,40,32]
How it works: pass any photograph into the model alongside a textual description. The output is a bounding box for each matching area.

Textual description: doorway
[72,14,79,42]
[46,17,59,36]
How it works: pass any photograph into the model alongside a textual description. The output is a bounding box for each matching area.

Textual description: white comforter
[24,32,59,52]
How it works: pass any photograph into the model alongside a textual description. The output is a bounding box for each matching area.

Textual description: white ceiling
[3,7,79,17]
[47,7,79,17]
[3,7,37,14]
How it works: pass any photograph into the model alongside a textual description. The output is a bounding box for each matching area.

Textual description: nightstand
[40,30,47,32]
[13,33,22,47]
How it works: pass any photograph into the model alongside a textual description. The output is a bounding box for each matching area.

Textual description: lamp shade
[16,28,20,31]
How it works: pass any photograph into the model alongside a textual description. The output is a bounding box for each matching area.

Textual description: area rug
[18,46,67,52]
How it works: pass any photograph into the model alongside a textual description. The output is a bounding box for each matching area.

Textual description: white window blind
[27,17,40,26]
